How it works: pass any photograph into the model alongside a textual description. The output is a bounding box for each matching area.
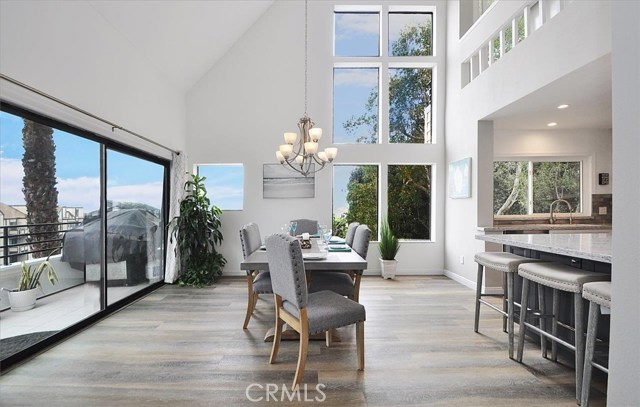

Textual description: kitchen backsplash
[591,194,613,224]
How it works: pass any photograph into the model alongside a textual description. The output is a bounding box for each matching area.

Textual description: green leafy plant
[170,174,226,287]
[17,256,58,291]
[379,218,400,261]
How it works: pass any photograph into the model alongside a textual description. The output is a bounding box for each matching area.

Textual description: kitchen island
[475,232,612,361]
[476,232,612,264]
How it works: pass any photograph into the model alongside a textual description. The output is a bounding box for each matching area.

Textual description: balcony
[0,221,163,362]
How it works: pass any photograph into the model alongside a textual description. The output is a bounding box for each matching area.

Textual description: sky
[197,165,244,210]
[0,111,164,213]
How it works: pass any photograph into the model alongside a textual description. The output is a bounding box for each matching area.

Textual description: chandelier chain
[304,0,308,116]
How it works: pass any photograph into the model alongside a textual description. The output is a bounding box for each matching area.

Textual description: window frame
[493,155,592,219]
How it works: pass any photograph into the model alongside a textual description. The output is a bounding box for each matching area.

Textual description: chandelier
[275,0,337,177]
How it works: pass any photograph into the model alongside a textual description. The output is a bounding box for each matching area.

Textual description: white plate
[303,252,327,260]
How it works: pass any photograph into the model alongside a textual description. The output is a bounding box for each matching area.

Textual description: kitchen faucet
[549,199,574,224]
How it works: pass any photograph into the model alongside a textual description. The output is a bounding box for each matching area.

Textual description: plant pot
[8,288,38,312]
[379,258,397,280]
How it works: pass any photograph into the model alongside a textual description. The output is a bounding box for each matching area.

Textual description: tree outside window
[494,161,582,215]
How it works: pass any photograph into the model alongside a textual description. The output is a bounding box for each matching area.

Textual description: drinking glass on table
[318,224,327,249]
[289,221,297,236]
[322,228,332,246]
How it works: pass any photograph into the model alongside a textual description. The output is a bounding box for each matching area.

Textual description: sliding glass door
[106,150,165,305]
[0,102,168,367]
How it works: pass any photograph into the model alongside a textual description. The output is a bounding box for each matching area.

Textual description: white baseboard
[443,269,503,295]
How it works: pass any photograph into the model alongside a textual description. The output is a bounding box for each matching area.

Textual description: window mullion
[527,161,534,215]
[380,5,389,145]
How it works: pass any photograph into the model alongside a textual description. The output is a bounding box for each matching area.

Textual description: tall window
[197,164,244,211]
[332,5,437,242]
[333,7,434,144]
[494,160,582,216]
[332,165,379,238]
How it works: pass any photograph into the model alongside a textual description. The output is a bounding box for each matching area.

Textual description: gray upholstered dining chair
[345,222,360,247]
[239,223,273,329]
[265,233,366,388]
[290,218,318,235]
[309,224,371,302]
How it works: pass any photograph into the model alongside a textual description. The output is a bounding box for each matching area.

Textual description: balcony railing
[0,221,82,266]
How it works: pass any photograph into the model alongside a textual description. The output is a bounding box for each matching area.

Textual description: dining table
[240,237,368,341]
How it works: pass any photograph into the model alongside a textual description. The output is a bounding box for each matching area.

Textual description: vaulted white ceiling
[88,0,274,93]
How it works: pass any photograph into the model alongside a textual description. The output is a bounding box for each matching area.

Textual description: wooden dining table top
[240,239,367,271]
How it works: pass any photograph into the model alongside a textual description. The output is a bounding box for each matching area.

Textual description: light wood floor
[0,276,606,406]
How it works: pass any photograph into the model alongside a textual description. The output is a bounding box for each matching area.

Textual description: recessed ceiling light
[547,122,558,127]
[557,104,569,109]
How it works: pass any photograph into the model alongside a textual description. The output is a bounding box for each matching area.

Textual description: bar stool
[581,281,611,407]
[474,252,543,359]
[516,262,610,404]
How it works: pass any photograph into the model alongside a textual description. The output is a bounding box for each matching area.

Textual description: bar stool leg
[552,288,559,362]
[474,263,483,333]
[517,277,530,363]
[574,293,586,404]
[538,285,548,358]
[507,272,515,359]
[503,272,508,333]
[581,301,600,407]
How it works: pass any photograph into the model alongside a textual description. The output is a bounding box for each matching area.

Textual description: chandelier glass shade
[274,0,337,177]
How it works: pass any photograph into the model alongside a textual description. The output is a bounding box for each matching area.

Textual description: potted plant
[170,174,226,287]
[4,256,58,311]
[379,218,400,279]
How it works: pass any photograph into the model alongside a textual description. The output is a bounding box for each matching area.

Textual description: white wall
[444,0,612,288]
[0,1,186,157]
[187,0,447,276]
[494,129,613,208]
[608,1,640,403]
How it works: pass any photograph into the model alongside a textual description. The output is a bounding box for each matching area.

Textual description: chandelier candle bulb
[325,147,338,161]
[295,154,304,164]
[284,132,297,144]
[279,144,293,158]
[318,151,328,162]
[276,151,285,163]
[304,141,318,155]
[309,127,323,141]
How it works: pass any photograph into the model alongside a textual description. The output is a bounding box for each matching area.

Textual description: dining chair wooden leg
[325,330,332,347]
[292,316,309,389]
[353,273,362,303]
[356,321,365,371]
[270,296,283,364]
[243,275,255,329]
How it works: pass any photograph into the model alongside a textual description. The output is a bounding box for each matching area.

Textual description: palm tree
[22,119,60,258]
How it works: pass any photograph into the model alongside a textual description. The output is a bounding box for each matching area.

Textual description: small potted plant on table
[379,218,400,279]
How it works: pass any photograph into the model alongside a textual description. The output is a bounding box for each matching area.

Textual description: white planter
[379,259,398,280]
[8,288,38,312]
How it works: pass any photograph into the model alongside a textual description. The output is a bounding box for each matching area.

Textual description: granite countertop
[476,232,612,263]
[478,224,612,232]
